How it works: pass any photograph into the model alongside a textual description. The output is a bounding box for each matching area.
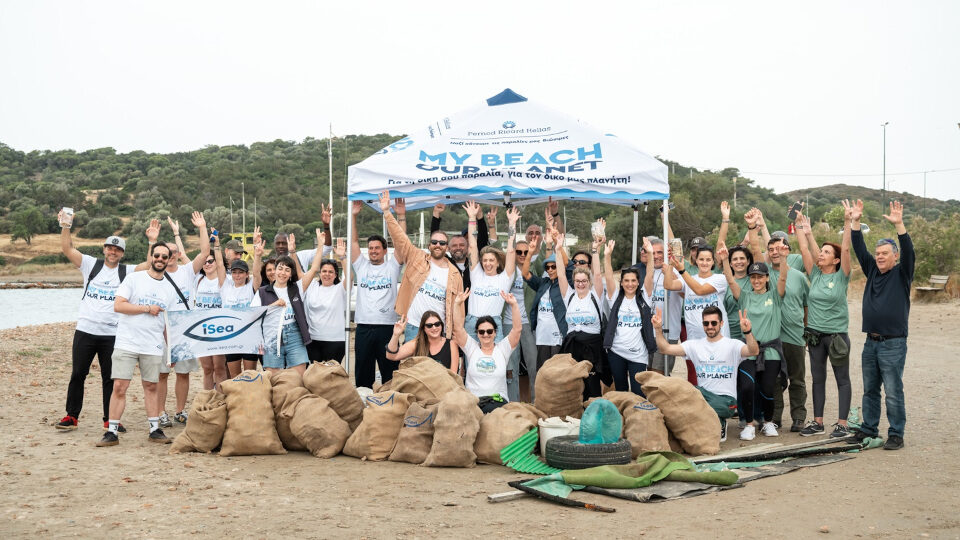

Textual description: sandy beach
[1,301,958,539]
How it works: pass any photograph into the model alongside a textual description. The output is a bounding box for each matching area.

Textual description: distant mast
[328,123,334,235]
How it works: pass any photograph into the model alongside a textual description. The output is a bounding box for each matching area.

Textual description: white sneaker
[739,424,756,441]
[158,411,173,428]
[761,422,779,437]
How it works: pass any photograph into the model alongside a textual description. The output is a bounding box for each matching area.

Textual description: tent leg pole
[345,207,353,376]
[662,201,670,333]
[631,205,639,266]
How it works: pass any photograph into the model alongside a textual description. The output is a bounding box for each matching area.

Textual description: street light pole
[881,122,889,207]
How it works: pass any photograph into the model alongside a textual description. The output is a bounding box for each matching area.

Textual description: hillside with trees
[1,138,957,281]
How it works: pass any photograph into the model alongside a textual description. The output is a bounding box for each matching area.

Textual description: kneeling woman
[453,289,523,413]
[251,230,323,374]
[304,238,348,363]
[385,311,460,375]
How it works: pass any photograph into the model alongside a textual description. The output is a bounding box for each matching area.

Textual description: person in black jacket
[846,199,915,451]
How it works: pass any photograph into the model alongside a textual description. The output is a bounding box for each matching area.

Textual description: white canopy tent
[342,89,672,374]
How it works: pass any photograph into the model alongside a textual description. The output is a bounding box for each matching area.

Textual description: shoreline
[0,281,82,289]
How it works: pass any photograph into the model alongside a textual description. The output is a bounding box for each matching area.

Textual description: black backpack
[83,259,126,298]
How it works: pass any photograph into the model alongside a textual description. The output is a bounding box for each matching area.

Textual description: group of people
[54,192,915,452]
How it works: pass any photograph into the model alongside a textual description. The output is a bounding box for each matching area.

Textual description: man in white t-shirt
[55,209,138,432]
[646,238,683,375]
[97,243,182,447]
[350,201,401,389]
[652,305,758,442]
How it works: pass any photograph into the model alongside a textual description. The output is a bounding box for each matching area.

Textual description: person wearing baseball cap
[221,252,264,376]
[223,240,247,265]
[55,210,137,433]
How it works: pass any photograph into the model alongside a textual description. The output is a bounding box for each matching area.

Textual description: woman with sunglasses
[385,312,460,374]
[663,238,730,341]
[504,239,539,402]
[556,225,606,399]
[462,201,519,343]
[195,232,227,388]
[220,237,265,376]
[796,208,853,438]
[304,238,349,363]
[523,230,567,371]
[251,229,323,374]
[602,236,656,395]
[453,289,523,410]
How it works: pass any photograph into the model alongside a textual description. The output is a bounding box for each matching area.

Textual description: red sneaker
[56,416,78,430]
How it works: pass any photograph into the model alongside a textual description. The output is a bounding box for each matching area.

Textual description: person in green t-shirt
[796,209,853,439]
[720,244,787,441]
[722,246,752,341]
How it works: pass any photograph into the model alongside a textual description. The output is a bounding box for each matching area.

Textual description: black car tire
[544,435,633,470]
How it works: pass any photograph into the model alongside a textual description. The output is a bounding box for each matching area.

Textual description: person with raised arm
[462,201,518,342]
[195,229,228,388]
[796,202,853,438]
[271,203,333,273]
[663,235,730,340]
[221,227,264,377]
[351,200,402,389]
[304,238,350,363]
[603,236,656,395]
[430,201,485,296]
[504,238,538,402]
[523,227,566,372]
[380,191,463,342]
[556,224,607,399]
[385,312,460,375]
[55,210,138,433]
[250,229,323,375]
[847,199,914,450]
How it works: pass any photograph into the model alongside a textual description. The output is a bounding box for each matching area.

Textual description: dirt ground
[1,302,958,539]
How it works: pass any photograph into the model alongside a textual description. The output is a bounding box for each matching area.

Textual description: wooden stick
[508,481,616,513]
[487,490,529,503]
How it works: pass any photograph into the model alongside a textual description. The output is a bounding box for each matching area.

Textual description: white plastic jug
[538,416,581,455]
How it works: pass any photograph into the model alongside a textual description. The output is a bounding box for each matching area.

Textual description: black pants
[536,344,562,370]
[808,333,851,420]
[354,324,397,389]
[306,340,346,364]
[66,330,115,422]
[738,359,780,424]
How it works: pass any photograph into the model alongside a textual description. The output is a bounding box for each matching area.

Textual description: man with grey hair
[846,199,914,451]
[644,237,682,375]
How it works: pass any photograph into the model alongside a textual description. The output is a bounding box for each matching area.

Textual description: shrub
[79,217,119,238]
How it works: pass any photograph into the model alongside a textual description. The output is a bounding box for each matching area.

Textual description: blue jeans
[860,337,907,438]
[607,351,647,396]
[464,314,504,343]
[262,324,310,369]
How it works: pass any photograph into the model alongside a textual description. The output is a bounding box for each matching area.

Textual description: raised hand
[506,206,521,227]
[190,211,206,231]
[547,197,559,219]
[351,200,363,216]
[606,239,616,255]
[166,216,180,236]
[641,236,652,255]
[651,308,663,330]
[670,254,684,271]
[315,228,323,249]
[433,202,446,218]
[395,198,406,215]
[252,225,262,246]
[530,236,542,254]
[744,208,758,227]
[486,205,498,224]
[321,203,332,225]
[720,201,730,220]
[462,200,481,219]
[883,200,903,225]
[500,290,518,305]
[378,190,391,213]
[739,310,752,334]
[716,241,729,260]
[334,237,346,259]
[254,239,265,257]
[755,208,766,228]
[454,288,471,305]
[145,219,161,243]
[393,315,407,336]
[288,233,297,253]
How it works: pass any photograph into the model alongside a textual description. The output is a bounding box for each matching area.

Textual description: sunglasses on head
[573,259,590,265]
[423,321,443,329]
[516,250,529,256]
[477,328,495,336]
[544,263,557,270]
[702,320,720,327]
[430,239,448,246]
[153,254,170,260]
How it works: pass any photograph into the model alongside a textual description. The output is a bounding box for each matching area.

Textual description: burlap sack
[423,390,483,468]
[474,402,545,465]
[636,371,720,455]
[290,395,352,458]
[343,391,415,461]
[303,361,365,430]
[534,354,592,419]
[622,398,672,458]
[391,356,465,401]
[219,371,286,456]
[388,400,441,464]
[275,387,310,451]
[585,391,644,416]
[170,390,227,454]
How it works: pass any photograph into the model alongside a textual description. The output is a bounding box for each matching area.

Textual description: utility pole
[881,122,889,207]
[328,124,334,235]
[241,182,246,241]
[733,177,737,209]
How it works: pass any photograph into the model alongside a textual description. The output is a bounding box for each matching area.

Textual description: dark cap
[747,262,769,275]
[224,240,246,253]
[229,259,249,272]
[689,237,708,250]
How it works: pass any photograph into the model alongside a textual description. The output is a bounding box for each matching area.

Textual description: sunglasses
[544,264,557,270]
[204,259,215,264]
[573,259,590,265]
[477,328,496,336]
[153,254,170,260]
[516,250,529,256]
[423,321,443,329]
[430,240,448,246]
[702,320,720,327]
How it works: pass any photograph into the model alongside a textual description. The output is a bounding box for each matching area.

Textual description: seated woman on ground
[386,311,460,375]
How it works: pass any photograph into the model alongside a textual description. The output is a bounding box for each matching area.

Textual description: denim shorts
[262,324,310,369]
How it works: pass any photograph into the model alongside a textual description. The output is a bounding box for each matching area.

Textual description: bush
[0,255,6,266]
[27,253,70,265]
[79,217,119,238]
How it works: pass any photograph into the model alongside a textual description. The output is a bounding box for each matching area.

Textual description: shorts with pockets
[112,348,163,383]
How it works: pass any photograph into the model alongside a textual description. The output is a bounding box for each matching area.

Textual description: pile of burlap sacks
[169,353,721,462]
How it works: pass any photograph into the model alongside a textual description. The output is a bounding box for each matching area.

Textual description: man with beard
[653,306,758,442]
[97,243,182,447]
[430,202,487,293]
[381,191,464,343]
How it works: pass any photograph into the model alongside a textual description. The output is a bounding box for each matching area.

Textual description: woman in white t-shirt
[555,226,606,400]
[453,288,523,413]
[462,200,519,343]
[603,237,656,395]
[220,240,264,376]
[304,238,349,364]
[196,235,227,389]
[663,244,730,341]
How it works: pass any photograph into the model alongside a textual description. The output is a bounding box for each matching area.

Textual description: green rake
[500,428,561,475]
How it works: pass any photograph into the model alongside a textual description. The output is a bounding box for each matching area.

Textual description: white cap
[104,236,126,251]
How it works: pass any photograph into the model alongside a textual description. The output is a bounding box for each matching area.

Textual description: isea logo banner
[167,307,267,361]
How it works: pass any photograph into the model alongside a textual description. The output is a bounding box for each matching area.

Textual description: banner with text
[167,307,267,361]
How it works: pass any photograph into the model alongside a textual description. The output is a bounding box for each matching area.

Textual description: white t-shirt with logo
[252,282,302,330]
[462,337,513,400]
[353,256,400,325]
[681,337,745,398]
[221,280,256,308]
[165,264,196,312]
[606,289,649,362]
[467,266,512,318]
[535,292,562,346]
[76,254,137,336]
[651,268,683,341]
[681,273,730,340]
[502,271,529,326]
[304,281,346,342]
[193,275,223,309]
[564,289,603,335]
[406,262,448,326]
[294,246,333,273]
[114,272,180,355]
